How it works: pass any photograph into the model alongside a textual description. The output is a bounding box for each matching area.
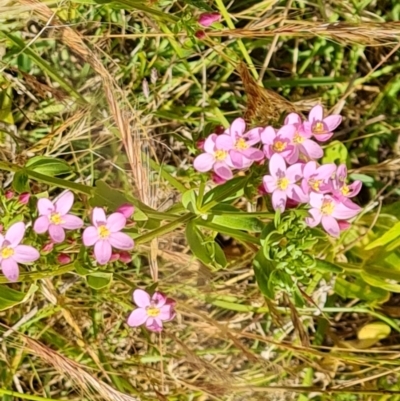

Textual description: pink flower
[82,207,134,265]
[303,105,342,142]
[225,118,264,169]
[262,153,306,212]
[212,172,227,185]
[127,289,176,332]
[34,191,84,243]
[198,12,221,27]
[116,203,135,219]
[5,190,14,200]
[261,125,295,163]
[193,134,234,180]
[119,251,132,264]
[57,253,71,265]
[0,222,39,282]
[305,192,361,237]
[332,164,362,201]
[41,242,54,253]
[301,161,336,196]
[18,192,30,205]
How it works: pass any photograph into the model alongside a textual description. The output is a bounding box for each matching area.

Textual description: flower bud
[42,242,54,253]
[119,251,132,264]
[214,125,225,135]
[195,30,206,39]
[212,173,226,185]
[57,253,71,265]
[198,12,221,27]
[18,192,30,205]
[116,203,135,219]
[196,139,205,150]
[5,190,14,200]
[110,252,120,262]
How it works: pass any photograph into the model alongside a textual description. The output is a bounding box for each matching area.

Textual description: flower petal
[37,198,55,216]
[284,113,302,125]
[263,175,277,193]
[269,153,286,178]
[109,232,134,250]
[61,214,84,230]
[33,215,50,234]
[107,213,126,232]
[146,318,163,332]
[127,308,148,327]
[348,181,362,197]
[1,258,19,282]
[159,304,175,321]
[260,126,275,145]
[229,118,246,138]
[308,104,323,122]
[213,162,232,180]
[13,245,40,263]
[309,192,324,208]
[272,190,287,212]
[193,153,215,172]
[317,163,337,179]
[49,225,65,243]
[82,226,99,246]
[313,132,333,142]
[305,208,322,227]
[303,161,317,179]
[229,150,246,169]
[133,289,151,307]
[204,134,217,153]
[94,240,112,265]
[302,139,323,159]
[286,163,303,182]
[277,124,296,139]
[54,191,74,215]
[321,215,340,237]
[152,292,167,308]
[244,127,262,145]
[215,134,234,150]
[324,115,342,132]
[242,148,264,161]
[5,222,25,247]
[92,207,107,226]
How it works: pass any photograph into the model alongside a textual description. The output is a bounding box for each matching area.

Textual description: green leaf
[210,204,264,232]
[182,188,199,213]
[0,284,38,311]
[322,140,348,165]
[361,269,400,293]
[12,170,29,192]
[253,248,275,299]
[87,272,113,290]
[185,220,212,265]
[26,156,72,176]
[365,221,400,250]
[314,259,343,273]
[334,276,389,304]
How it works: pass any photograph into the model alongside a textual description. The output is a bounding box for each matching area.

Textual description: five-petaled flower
[34,191,84,243]
[305,192,361,237]
[261,125,296,163]
[303,105,342,142]
[82,207,134,265]
[0,222,39,282]
[263,154,306,212]
[332,164,362,201]
[301,161,336,196]
[127,289,176,332]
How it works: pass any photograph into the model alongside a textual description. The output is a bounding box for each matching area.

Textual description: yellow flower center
[273,141,287,152]
[321,199,334,215]
[293,132,304,144]
[214,150,227,161]
[146,306,160,317]
[313,121,326,134]
[341,185,350,196]
[309,179,322,191]
[1,247,14,259]
[98,225,110,239]
[50,212,63,225]
[235,138,249,150]
[277,177,290,190]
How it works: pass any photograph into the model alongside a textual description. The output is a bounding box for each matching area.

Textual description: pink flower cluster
[193,105,363,237]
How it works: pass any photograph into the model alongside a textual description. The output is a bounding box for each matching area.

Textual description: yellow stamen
[146,306,160,317]
[1,247,14,259]
[309,179,322,191]
[273,141,287,152]
[277,177,289,190]
[235,138,249,150]
[321,199,334,215]
[50,212,63,225]
[214,150,227,161]
[341,185,350,196]
[293,132,304,144]
[313,121,326,134]
[98,225,110,239]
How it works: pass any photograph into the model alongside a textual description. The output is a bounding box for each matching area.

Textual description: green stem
[134,213,195,244]
[0,388,61,401]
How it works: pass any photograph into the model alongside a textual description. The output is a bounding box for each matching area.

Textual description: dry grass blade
[2,328,140,401]
[211,21,400,46]
[238,61,298,126]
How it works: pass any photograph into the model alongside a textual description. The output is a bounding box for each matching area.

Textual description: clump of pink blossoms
[193,104,363,237]
[0,222,39,281]
[127,289,176,332]
[34,191,84,243]
[82,207,134,265]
